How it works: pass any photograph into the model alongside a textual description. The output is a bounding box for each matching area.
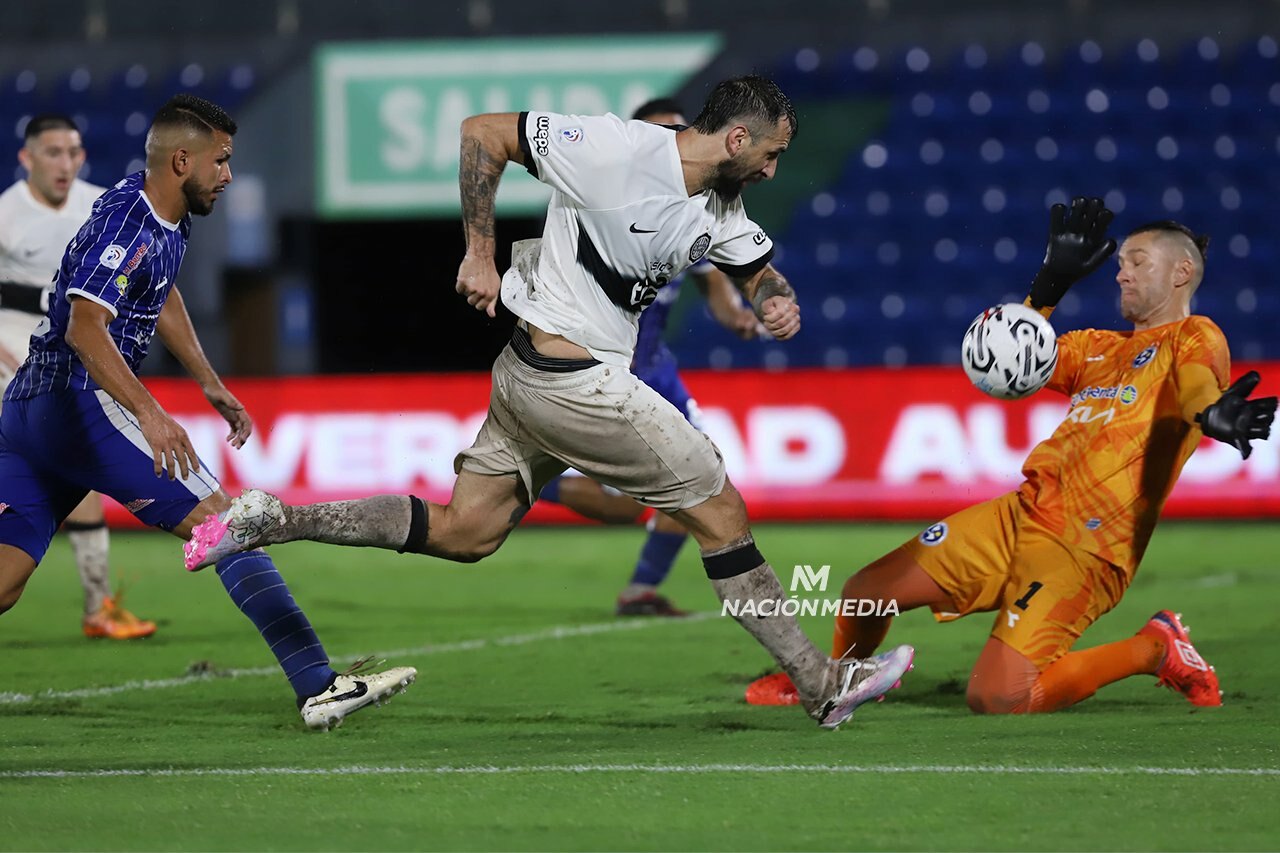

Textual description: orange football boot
[83,593,157,640]
[1137,610,1222,707]
[745,672,800,706]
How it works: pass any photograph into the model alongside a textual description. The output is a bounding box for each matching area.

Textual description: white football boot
[809,644,915,730]
[301,660,418,731]
[184,489,286,571]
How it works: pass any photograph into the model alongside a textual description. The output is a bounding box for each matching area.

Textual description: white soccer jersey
[0,178,105,286]
[501,111,774,366]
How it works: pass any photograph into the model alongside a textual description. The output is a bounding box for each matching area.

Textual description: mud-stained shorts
[455,344,726,513]
[899,491,1129,670]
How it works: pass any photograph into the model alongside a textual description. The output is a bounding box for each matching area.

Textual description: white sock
[67,524,111,615]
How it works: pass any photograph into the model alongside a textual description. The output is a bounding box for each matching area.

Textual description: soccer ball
[961,303,1058,400]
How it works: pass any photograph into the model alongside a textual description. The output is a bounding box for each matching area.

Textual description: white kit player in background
[185,76,915,729]
[0,114,156,640]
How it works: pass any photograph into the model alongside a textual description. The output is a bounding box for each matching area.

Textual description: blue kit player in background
[0,94,413,730]
[538,98,761,617]
[0,113,156,640]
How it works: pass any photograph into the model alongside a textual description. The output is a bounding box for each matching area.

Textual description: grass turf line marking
[0,614,711,705]
[2,764,1278,780]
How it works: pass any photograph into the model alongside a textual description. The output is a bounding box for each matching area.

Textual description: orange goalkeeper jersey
[1018,315,1230,576]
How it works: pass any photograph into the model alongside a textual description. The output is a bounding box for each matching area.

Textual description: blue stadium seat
[671,36,1280,368]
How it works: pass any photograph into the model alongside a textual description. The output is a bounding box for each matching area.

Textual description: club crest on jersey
[0,502,8,516]
[115,274,129,293]
[1132,344,1158,368]
[1119,385,1138,405]
[99,244,127,269]
[919,522,947,545]
[560,127,583,144]
[689,233,711,263]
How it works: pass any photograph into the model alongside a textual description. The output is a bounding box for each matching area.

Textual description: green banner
[315,35,722,218]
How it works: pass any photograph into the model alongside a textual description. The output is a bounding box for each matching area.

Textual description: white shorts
[456,344,727,513]
[0,308,42,396]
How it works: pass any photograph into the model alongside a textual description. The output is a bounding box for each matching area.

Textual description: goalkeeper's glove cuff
[1028,266,1070,310]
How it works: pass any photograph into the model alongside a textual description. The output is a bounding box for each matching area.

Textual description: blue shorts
[0,388,219,563]
[635,352,704,432]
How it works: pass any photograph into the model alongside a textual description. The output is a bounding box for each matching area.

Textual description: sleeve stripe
[66,288,120,317]
[713,247,775,280]
[516,111,539,179]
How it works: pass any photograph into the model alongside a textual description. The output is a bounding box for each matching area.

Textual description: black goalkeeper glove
[1028,196,1118,309]
[1196,370,1277,460]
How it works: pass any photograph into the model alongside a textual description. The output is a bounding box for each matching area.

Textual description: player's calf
[0,546,38,615]
[398,490,529,563]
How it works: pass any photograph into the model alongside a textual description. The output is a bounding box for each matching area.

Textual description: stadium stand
[672,36,1280,368]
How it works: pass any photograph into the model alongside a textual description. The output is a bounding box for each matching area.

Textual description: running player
[746,198,1275,713]
[186,76,915,729]
[538,98,761,617]
[0,114,155,639]
[0,95,413,730]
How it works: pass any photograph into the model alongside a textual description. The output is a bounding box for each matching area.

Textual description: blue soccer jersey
[0,173,213,555]
[632,275,681,376]
[4,172,186,400]
[632,259,717,376]
[629,261,719,431]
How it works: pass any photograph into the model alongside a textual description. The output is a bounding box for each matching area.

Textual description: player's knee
[679,480,749,549]
[842,569,873,600]
[0,585,23,615]
[965,682,1030,715]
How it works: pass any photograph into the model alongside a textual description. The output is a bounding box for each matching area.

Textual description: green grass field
[1,522,1278,851]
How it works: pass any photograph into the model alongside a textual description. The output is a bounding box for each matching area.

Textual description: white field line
[1,763,1277,780]
[0,614,712,705]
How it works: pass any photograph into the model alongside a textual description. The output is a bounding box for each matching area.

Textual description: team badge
[919,522,948,545]
[100,244,126,269]
[1132,344,1157,368]
[689,233,711,263]
[0,502,8,515]
[115,275,129,293]
[560,127,583,144]
[1119,385,1138,404]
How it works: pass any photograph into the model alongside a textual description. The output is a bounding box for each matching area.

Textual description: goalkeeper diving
[748,197,1276,713]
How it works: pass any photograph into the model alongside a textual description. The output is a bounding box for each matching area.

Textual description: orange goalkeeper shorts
[899,491,1129,670]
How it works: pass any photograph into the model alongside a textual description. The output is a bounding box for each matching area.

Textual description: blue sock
[630,530,687,587]
[540,476,563,504]
[215,551,336,701]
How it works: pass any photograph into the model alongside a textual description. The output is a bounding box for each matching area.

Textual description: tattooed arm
[734,263,801,341]
[456,113,527,318]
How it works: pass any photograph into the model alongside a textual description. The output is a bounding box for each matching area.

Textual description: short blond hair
[1127,220,1209,289]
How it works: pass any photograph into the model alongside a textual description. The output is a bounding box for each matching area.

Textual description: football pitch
[1,522,1277,851]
